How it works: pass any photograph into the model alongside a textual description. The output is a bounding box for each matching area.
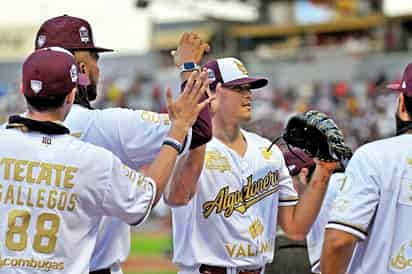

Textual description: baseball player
[34,16,212,274]
[166,40,339,273]
[0,47,209,274]
[282,148,346,274]
[320,63,412,274]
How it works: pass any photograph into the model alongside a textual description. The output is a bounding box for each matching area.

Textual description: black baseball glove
[276,110,352,162]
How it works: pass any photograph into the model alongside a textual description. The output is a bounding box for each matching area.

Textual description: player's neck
[213,116,241,142]
[212,116,247,156]
[26,110,65,123]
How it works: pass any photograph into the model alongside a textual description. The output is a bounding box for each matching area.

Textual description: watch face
[184,62,196,69]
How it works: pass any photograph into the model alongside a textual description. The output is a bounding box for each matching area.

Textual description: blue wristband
[163,137,183,154]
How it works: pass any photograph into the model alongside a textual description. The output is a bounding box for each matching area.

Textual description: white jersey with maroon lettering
[0,127,155,274]
[172,129,298,272]
[306,172,345,273]
[64,104,191,272]
[325,134,412,274]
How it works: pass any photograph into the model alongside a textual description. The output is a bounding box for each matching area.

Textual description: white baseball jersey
[0,127,155,274]
[306,172,345,273]
[64,104,191,271]
[172,129,298,271]
[325,134,412,274]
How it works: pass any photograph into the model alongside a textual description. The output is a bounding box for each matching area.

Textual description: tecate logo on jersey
[202,170,280,218]
[205,150,231,172]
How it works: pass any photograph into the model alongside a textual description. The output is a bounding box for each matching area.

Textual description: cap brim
[91,46,114,53]
[88,47,114,52]
[70,46,114,53]
[223,77,268,90]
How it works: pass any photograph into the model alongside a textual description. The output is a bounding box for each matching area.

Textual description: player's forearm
[147,122,189,205]
[288,166,332,238]
[321,229,356,274]
[165,145,205,206]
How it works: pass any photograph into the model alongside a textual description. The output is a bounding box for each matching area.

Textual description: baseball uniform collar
[6,115,70,135]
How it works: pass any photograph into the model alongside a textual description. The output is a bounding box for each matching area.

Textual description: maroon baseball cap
[387,63,412,97]
[283,148,315,176]
[22,47,88,98]
[35,15,113,53]
[203,57,268,90]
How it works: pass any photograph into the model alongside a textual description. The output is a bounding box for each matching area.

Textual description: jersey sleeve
[325,149,380,240]
[96,108,191,168]
[278,150,299,206]
[100,154,156,227]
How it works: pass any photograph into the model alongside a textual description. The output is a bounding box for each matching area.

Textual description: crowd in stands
[0,68,397,150]
[93,69,398,150]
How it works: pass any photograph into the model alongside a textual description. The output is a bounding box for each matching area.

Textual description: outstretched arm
[165,32,211,206]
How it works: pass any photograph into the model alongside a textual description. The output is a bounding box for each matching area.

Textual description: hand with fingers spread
[172,32,210,67]
[166,70,215,133]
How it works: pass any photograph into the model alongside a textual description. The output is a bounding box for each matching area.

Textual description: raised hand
[166,70,215,131]
[171,32,210,67]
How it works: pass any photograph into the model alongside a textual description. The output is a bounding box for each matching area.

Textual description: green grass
[130,232,172,257]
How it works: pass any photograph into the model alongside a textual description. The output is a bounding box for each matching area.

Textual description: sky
[1,0,152,54]
[1,0,258,55]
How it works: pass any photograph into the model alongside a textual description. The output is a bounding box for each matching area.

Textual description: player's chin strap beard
[6,115,69,135]
[395,115,412,135]
[74,85,94,109]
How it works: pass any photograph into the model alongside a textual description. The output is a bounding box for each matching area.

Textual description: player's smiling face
[214,83,253,123]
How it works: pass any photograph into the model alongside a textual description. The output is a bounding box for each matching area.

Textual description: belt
[90,268,110,274]
[199,264,262,274]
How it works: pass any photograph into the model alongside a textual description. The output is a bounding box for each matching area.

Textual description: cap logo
[402,81,407,89]
[207,68,216,82]
[79,26,90,43]
[70,64,78,83]
[37,35,46,48]
[233,60,248,75]
[30,80,42,94]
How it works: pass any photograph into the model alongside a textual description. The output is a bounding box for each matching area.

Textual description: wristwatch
[179,62,200,73]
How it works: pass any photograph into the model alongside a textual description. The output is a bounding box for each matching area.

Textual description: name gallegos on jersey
[0,157,78,211]
[202,170,280,218]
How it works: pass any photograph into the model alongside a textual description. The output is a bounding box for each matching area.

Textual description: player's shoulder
[70,104,135,118]
[91,106,169,125]
[68,133,116,161]
[355,135,411,158]
[242,129,272,146]
[0,127,19,140]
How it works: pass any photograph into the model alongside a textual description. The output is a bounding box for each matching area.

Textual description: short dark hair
[25,93,68,112]
[404,94,412,118]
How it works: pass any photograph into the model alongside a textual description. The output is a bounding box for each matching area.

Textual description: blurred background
[1,0,411,273]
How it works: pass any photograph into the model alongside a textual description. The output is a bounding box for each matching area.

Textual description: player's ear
[78,62,88,75]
